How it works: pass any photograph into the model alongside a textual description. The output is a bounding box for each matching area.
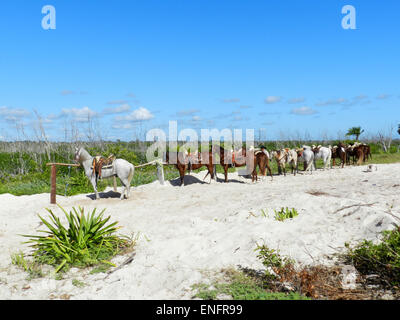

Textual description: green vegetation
[192,268,310,300]
[346,126,364,141]
[11,251,44,280]
[72,279,86,288]
[0,139,399,196]
[343,226,400,288]
[273,207,299,221]
[22,205,134,273]
[192,244,310,300]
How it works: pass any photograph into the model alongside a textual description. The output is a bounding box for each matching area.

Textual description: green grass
[343,227,400,288]
[72,279,86,288]
[192,269,310,300]
[364,152,400,165]
[11,251,44,280]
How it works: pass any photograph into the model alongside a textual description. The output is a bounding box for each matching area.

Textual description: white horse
[286,149,299,175]
[74,147,134,200]
[313,146,332,170]
[298,146,315,174]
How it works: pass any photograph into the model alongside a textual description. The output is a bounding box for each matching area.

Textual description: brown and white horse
[164,150,216,186]
[212,145,272,182]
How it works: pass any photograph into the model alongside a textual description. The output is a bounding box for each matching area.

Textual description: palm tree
[346,126,364,141]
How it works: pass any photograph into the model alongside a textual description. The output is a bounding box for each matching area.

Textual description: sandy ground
[0,163,399,300]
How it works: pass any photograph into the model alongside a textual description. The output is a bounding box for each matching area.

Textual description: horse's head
[74,147,81,163]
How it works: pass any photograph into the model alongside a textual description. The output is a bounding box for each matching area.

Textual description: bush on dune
[22,205,134,273]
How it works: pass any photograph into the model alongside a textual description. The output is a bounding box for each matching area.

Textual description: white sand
[0,163,399,300]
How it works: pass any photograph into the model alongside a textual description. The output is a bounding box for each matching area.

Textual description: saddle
[92,154,116,179]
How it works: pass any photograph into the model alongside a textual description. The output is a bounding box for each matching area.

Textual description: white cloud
[103,104,131,115]
[112,123,133,129]
[0,106,30,120]
[60,90,75,96]
[116,107,154,122]
[61,106,98,122]
[264,96,282,104]
[376,93,390,100]
[192,115,202,121]
[354,94,368,100]
[222,98,240,103]
[107,100,129,105]
[288,97,306,104]
[315,98,347,106]
[176,109,200,117]
[290,106,318,115]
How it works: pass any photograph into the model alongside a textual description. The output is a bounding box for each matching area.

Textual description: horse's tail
[127,164,134,185]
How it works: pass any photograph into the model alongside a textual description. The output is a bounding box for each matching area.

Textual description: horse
[296,146,315,174]
[164,150,216,186]
[271,149,288,176]
[74,147,134,200]
[211,145,272,182]
[312,145,332,170]
[286,148,299,175]
[331,143,346,168]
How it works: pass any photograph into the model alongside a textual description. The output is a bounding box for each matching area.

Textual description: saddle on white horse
[91,154,116,179]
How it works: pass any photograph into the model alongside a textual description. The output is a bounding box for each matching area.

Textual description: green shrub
[23,205,134,272]
[343,227,400,287]
[273,207,298,221]
[255,244,295,278]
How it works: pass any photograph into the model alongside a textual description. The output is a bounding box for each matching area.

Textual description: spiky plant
[23,205,133,272]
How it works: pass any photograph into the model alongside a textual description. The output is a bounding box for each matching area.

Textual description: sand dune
[0,163,399,299]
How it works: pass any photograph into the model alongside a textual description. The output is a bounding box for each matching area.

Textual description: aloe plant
[23,205,132,272]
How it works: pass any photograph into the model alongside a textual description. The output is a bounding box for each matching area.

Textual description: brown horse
[331,143,346,168]
[164,150,216,186]
[211,145,273,182]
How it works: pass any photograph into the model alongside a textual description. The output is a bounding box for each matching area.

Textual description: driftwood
[332,202,378,214]
[104,252,136,279]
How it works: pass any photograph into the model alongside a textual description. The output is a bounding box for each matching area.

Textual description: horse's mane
[78,147,92,161]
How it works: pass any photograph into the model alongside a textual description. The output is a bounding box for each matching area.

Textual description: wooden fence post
[50,164,57,204]
[46,163,80,204]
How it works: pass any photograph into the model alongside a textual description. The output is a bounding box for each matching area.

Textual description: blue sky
[0,0,399,141]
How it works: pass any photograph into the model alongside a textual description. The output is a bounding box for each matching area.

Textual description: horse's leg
[118,178,130,199]
[224,165,228,182]
[113,176,118,192]
[265,161,273,181]
[179,166,185,186]
[91,176,99,200]
[119,180,126,200]
[259,160,266,181]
